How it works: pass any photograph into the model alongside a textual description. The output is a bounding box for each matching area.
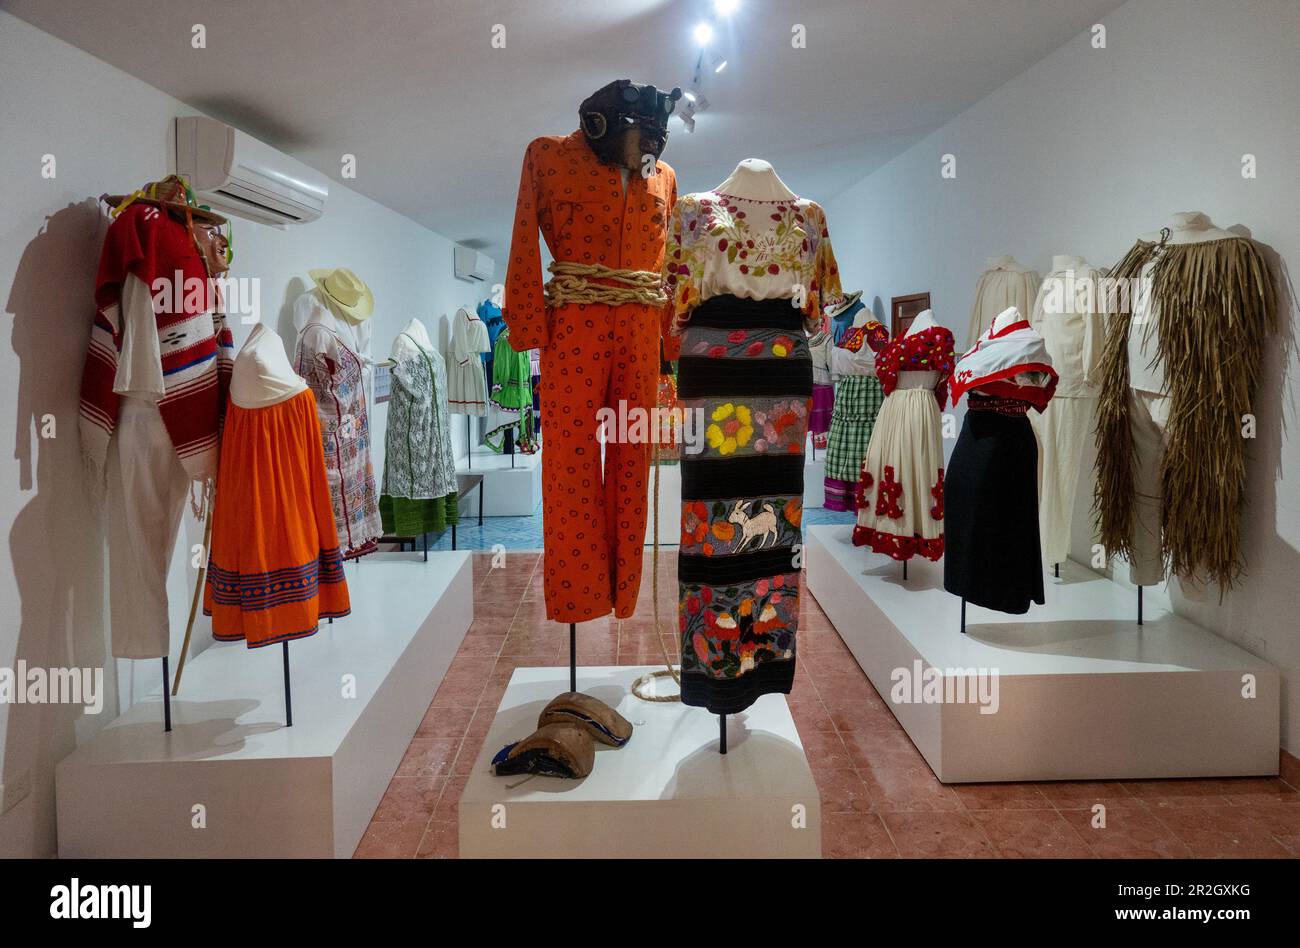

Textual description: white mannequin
[906,308,938,337]
[231,323,307,409]
[1141,210,1235,245]
[986,255,1031,272]
[392,317,433,358]
[991,305,1022,334]
[714,158,797,201]
[1052,254,1091,272]
[895,309,941,390]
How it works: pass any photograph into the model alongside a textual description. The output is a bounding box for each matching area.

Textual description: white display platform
[457,446,542,516]
[805,525,1279,783]
[644,461,681,546]
[459,666,820,858]
[804,440,827,508]
[56,551,473,858]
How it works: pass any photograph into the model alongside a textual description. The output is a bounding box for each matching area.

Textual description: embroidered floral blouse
[662,191,843,356]
[875,326,956,408]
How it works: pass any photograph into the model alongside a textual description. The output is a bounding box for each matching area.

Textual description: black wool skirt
[942,400,1045,615]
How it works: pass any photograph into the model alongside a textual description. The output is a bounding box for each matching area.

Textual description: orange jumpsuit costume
[505,130,677,622]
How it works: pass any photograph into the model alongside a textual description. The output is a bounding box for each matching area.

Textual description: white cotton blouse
[231,324,308,409]
[1029,260,1107,398]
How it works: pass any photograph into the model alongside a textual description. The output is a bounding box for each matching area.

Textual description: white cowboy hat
[823,289,863,319]
[309,267,374,323]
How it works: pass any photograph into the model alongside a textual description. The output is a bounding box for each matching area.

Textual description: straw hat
[824,289,863,319]
[309,267,374,323]
[101,174,227,226]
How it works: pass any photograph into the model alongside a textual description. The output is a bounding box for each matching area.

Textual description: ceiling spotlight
[714,0,740,15]
[678,99,698,132]
[711,54,728,74]
[693,21,714,45]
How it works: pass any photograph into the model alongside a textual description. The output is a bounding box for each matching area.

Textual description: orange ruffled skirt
[204,389,350,647]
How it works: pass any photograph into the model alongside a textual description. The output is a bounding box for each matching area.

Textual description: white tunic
[447,306,491,415]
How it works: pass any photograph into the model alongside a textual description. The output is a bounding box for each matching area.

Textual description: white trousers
[1031,395,1096,565]
[105,397,191,659]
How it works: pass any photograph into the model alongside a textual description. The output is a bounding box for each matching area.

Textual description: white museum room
[0,0,1297,925]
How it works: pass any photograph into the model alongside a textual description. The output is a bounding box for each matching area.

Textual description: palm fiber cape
[1093,235,1276,591]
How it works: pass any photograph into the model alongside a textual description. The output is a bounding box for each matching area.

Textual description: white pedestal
[55,551,473,858]
[803,442,827,509]
[459,666,820,858]
[644,462,681,546]
[457,447,542,516]
[805,525,1279,783]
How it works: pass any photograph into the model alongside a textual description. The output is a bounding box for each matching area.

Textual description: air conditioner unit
[454,246,495,282]
[174,116,329,226]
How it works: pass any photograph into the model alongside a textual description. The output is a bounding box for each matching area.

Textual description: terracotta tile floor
[354,550,1300,859]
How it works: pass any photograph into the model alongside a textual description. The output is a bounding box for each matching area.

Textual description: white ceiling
[5,0,1125,261]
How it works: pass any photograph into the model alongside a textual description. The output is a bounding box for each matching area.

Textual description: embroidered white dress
[447,306,491,415]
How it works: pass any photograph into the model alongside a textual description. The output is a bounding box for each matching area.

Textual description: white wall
[826,0,1300,754]
[0,12,490,857]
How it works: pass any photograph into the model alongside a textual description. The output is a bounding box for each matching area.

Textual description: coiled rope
[544,261,667,309]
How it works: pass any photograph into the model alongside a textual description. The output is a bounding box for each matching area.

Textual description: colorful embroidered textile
[380,331,459,535]
[204,386,350,647]
[951,313,1058,411]
[677,296,815,714]
[853,320,955,560]
[80,202,234,487]
[664,191,840,349]
[294,321,383,559]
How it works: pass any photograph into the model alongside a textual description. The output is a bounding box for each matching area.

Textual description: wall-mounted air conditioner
[454,246,495,283]
[174,116,329,226]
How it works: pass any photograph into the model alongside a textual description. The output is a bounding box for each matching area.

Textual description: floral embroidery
[664,191,842,336]
[875,465,904,520]
[685,327,809,361]
[679,573,800,679]
[705,402,754,456]
[930,468,945,521]
[851,526,945,562]
[875,326,956,407]
[683,396,807,458]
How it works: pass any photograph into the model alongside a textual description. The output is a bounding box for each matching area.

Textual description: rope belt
[544,261,667,308]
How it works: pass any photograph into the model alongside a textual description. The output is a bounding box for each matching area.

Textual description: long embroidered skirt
[853,382,946,561]
[943,397,1044,614]
[823,374,884,511]
[204,389,350,647]
[677,295,807,714]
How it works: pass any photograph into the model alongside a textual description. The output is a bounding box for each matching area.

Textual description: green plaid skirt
[824,375,885,482]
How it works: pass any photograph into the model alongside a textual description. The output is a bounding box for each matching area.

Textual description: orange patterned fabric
[204,388,350,647]
[505,130,677,622]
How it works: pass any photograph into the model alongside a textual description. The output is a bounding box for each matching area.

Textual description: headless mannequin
[1052,254,1090,273]
[1142,210,1235,245]
[393,317,433,357]
[714,158,797,201]
[231,323,306,409]
[896,309,941,388]
[991,305,1022,334]
[987,255,1031,272]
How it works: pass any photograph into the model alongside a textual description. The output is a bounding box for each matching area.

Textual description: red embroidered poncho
[80,203,234,486]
